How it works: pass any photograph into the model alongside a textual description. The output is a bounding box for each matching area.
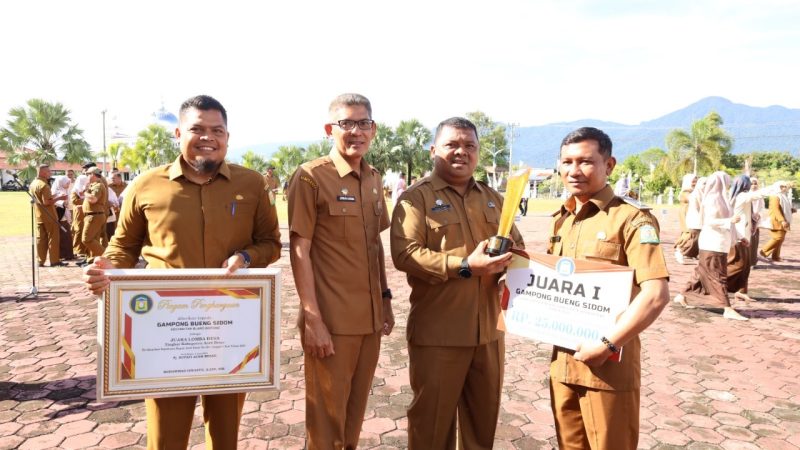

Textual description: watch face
[459,268,472,279]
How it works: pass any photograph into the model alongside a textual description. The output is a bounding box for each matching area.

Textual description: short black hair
[560,127,613,159]
[180,95,227,125]
[82,162,96,169]
[434,117,478,142]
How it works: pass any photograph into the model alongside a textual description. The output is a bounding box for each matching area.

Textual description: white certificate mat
[97,268,281,401]
[501,251,632,353]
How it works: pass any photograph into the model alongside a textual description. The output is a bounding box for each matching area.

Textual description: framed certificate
[500,250,633,359]
[97,268,281,402]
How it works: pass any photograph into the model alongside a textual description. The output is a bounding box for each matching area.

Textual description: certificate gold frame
[97,268,281,402]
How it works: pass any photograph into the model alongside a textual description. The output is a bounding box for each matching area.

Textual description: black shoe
[73,258,87,265]
[48,262,67,268]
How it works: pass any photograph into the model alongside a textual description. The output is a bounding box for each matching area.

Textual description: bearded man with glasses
[287,93,395,449]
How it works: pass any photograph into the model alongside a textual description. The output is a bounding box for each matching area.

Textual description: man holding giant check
[507,127,669,450]
[83,95,281,449]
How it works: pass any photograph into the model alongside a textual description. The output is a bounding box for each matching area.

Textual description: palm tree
[100,142,130,171]
[364,122,400,175]
[130,124,179,171]
[666,112,733,175]
[305,139,332,162]
[240,150,269,173]
[394,119,432,182]
[0,99,91,179]
[271,145,306,181]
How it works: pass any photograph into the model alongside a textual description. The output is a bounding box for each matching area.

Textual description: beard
[190,158,222,175]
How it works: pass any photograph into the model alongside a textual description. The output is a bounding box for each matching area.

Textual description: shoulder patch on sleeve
[620,196,652,210]
[639,224,660,244]
[630,215,656,229]
[299,174,318,190]
[400,199,413,208]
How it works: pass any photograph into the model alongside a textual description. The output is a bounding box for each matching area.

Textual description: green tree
[100,142,130,171]
[465,111,508,185]
[124,124,178,172]
[304,139,332,162]
[393,119,432,182]
[365,122,400,176]
[666,111,733,175]
[0,98,92,179]
[271,145,305,182]
[240,150,269,173]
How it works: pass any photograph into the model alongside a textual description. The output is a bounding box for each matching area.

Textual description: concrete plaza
[0,205,798,449]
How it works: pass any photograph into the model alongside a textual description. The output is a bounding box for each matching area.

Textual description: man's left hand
[382,298,395,336]
[222,253,247,274]
[573,341,612,367]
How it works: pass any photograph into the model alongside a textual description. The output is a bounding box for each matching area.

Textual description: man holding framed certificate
[83,95,282,449]
[547,127,669,450]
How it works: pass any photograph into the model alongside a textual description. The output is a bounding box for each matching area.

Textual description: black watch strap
[382,288,392,300]
[458,257,472,278]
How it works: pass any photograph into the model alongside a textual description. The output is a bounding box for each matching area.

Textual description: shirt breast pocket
[426,212,463,252]
[326,203,360,241]
[582,240,621,263]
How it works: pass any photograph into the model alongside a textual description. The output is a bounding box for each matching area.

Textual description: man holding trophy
[547,127,669,450]
[390,117,524,449]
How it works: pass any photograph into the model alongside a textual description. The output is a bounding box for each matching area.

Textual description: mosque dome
[152,106,178,130]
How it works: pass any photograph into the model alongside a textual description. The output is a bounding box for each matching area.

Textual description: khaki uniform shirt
[29,177,56,223]
[548,185,669,391]
[390,174,524,347]
[287,149,389,335]
[104,156,281,269]
[768,195,789,231]
[83,179,108,214]
[264,173,279,191]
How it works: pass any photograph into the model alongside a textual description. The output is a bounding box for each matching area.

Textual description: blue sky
[1,0,799,154]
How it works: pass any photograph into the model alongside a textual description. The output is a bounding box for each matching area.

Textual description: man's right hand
[466,240,514,276]
[303,315,335,359]
[82,256,114,296]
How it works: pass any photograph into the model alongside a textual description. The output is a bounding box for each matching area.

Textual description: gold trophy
[486,168,531,256]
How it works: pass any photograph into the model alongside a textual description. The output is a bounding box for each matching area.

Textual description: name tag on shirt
[337,195,356,202]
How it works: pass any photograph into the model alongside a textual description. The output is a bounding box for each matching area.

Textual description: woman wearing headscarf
[759,181,795,262]
[70,175,90,261]
[748,178,764,267]
[52,176,75,260]
[673,173,697,264]
[673,171,748,320]
[726,175,781,302]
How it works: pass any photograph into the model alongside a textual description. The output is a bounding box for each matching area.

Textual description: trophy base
[485,236,512,256]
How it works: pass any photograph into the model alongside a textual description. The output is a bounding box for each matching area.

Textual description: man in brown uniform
[548,127,669,450]
[29,164,66,267]
[263,166,279,198]
[287,93,394,450]
[106,171,126,239]
[81,166,108,260]
[391,117,523,450]
[83,95,281,449]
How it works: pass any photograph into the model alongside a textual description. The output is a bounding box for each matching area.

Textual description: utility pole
[102,109,107,175]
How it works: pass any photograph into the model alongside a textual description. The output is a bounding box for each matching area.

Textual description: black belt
[86,212,104,216]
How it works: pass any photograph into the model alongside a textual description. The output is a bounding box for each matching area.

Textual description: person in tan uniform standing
[760,182,794,262]
[263,166,279,193]
[29,164,67,267]
[83,95,281,449]
[81,166,108,260]
[391,117,523,450]
[548,127,669,450]
[287,93,394,450]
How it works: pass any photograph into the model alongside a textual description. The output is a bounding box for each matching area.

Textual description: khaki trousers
[36,220,60,265]
[303,331,381,450]
[761,229,786,260]
[550,381,639,450]
[407,337,504,450]
[72,210,87,256]
[82,214,106,258]
[145,393,245,450]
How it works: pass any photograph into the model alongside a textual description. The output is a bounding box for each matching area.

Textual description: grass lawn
[0,192,32,237]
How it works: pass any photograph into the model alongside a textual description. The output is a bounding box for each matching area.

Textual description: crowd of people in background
[672,171,795,320]
[29,162,127,268]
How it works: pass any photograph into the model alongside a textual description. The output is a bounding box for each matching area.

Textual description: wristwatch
[382,289,392,300]
[236,250,251,268]
[458,257,472,279]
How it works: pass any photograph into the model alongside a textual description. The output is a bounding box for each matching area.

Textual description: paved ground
[1,205,798,449]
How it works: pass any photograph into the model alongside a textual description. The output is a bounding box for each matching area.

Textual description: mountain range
[231,97,800,169]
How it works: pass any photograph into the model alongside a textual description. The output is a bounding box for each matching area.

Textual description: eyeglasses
[329,119,374,131]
